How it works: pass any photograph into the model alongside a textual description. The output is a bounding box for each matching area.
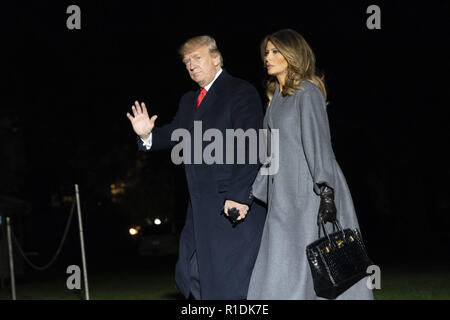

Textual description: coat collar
[266,82,280,129]
[188,69,229,129]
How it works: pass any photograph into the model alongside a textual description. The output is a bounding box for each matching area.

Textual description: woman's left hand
[317,185,337,225]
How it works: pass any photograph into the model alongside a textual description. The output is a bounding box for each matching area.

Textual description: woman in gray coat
[247,29,374,300]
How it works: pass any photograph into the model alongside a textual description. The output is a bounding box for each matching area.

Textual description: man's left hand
[224,200,249,221]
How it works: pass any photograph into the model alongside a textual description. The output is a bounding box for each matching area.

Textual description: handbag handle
[318,218,346,246]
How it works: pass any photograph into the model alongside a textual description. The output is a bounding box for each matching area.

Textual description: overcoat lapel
[192,87,218,122]
[266,83,280,130]
[186,70,226,132]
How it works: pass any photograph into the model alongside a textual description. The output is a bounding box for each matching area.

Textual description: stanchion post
[6,217,16,300]
[75,184,90,300]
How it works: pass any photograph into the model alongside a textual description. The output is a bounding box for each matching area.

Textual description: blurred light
[62,196,74,203]
[129,227,139,236]
[154,218,162,225]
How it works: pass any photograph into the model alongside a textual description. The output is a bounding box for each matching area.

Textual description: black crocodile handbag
[306,219,373,299]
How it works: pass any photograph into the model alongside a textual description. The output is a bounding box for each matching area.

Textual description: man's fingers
[134,101,142,114]
[131,105,138,117]
[239,205,248,214]
[150,115,158,123]
[238,206,249,221]
[141,102,149,116]
[237,212,247,221]
[126,112,134,122]
[223,200,250,221]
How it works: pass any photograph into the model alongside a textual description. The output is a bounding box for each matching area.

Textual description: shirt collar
[203,68,223,91]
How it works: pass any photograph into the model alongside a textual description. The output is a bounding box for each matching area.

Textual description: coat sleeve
[225,83,264,206]
[250,169,268,204]
[298,85,336,195]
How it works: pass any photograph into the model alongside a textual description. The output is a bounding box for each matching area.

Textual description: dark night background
[1,0,450,280]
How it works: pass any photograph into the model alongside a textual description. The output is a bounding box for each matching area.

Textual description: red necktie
[196,88,207,110]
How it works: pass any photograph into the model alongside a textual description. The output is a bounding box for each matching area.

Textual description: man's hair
[178,35,224,66]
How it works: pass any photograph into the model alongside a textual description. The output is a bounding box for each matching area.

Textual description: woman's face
[264,41,288,79]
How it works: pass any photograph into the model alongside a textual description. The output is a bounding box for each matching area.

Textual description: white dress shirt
[141,68,223,150]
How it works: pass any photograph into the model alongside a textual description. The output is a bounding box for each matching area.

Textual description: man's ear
[213,54,221,67]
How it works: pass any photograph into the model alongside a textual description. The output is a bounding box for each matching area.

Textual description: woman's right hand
[126,100,158,140]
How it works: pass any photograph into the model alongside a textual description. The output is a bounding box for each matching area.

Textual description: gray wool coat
[247,81,374,300]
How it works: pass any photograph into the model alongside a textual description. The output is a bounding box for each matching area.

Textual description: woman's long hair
[261,29,327,104]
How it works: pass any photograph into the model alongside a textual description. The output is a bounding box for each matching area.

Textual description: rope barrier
[10,200,76,271]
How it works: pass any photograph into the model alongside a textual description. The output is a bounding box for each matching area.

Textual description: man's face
[182,45,221,88]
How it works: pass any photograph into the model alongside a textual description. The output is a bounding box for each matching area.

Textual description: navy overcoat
[138,70,266,299]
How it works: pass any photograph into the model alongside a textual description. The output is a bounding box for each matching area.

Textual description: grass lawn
[1,258,449,300]
[372,263,450,300]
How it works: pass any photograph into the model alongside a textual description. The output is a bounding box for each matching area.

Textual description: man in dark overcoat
[126,35,266,300]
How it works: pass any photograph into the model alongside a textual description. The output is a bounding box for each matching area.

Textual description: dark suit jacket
[138,70,266,299]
